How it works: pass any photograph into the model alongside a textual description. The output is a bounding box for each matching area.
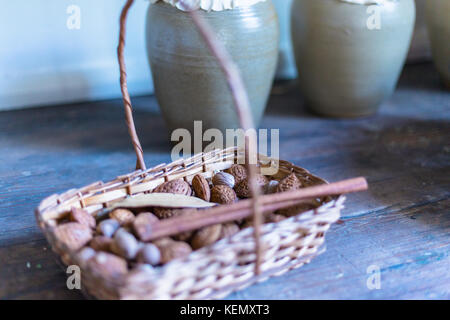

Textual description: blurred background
[0,0,431,111]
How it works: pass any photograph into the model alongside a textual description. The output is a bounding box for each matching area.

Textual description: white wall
[0,0,152,111]
[0,0,430,111]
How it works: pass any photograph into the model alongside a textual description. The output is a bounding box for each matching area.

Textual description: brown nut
[212,172,235,189]
[137,243,161,266]
[153,179,191,196]
[109,208,135,226]
[133,212,159,240]
[210,185,237,204]
[54,222,93,251]
[191,224,222,249]
[89,236,113,252]
[110,229,140,260]
[235,175,269,198]
[225,164,248,185]
[192,174,211,202]
[69,207,96,229]
[265,213,287,223]
[158,241,192,264]
[276,173,302,193]
[219,223,240,240]
[96,219,120,238]
[87,252,128,279]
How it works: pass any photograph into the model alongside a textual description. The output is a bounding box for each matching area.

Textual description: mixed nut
[53,165,317,278]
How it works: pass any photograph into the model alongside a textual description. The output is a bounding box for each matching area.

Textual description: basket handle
[118,0,264,275]
[118,0,146,171]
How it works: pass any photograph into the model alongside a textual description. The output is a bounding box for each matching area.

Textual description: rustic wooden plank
[0,63,449,299]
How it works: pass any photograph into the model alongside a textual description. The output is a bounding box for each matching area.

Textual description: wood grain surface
[0,63,449,299]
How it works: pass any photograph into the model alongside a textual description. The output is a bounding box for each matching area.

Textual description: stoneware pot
[146,1,279,135]
[426,0,450,89]
[291,0,416,117]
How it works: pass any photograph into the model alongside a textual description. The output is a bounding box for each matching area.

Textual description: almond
[69,207,96,229]
[133,212,159,240]
[219,223,240,240]
[53,222,93,251]
[276,173,302,193]
[210,185,237,204]
[89,236,113,252]
[158,241,192,264]
[235,175,269,198]
[191,224,222,249]
[192,174,211,201]
[87,252,128,279]
[109,208,135,226]
[153,179,191,196]
[225,164,247,185]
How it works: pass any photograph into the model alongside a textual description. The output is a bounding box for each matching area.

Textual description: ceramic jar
[291,0,416,117]
[146,1,279,135]
[426,0,450,89]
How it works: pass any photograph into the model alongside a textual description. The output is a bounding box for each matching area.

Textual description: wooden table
[0,63,449,299]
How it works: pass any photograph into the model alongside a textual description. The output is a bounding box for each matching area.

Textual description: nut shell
[276,173,302,193]
[97,219,120,238]
[111,229,139,260]
[54,222,93,251]
[109,208,135,226]
[235,175,269,198]
[87,252,128,279]
[191,224,222,249]
[212,172,235,189]
[192,174,211,201]
[133,212,159,240]
[225,164,248,185]
[219,223,240,240]
[69,207,96,229]
[137,244,161,266]
[89,236,113,252]
[154,179,191,196]
[158,241,192,264]
[210,185,237,204]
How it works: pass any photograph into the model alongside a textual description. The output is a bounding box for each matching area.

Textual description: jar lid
[149,0,267,12]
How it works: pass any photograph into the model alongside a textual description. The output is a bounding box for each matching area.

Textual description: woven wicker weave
[35,147,344,299]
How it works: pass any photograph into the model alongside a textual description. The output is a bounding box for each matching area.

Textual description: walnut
[210,185,237,204]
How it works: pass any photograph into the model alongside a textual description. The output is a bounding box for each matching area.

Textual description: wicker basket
[35,147,344,299]
[35,0,346,300]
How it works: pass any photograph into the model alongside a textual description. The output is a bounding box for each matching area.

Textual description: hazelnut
[90,236,113,252]
[219,223,240,240]
[158,241,192,264]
